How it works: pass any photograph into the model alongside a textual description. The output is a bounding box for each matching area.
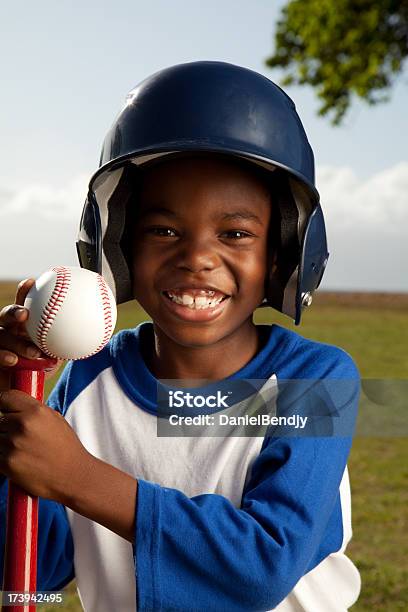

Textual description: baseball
[24,266,117,360]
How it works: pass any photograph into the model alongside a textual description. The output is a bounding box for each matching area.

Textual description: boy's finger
[0,279,36,328]
[0,330,42,362]
[15,278,36,306]
[0,303,29,327]
[0,389,39,413]
[0,350,18,367]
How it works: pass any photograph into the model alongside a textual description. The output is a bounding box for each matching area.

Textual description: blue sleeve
[0,365,76,590]
[134,351,360,611]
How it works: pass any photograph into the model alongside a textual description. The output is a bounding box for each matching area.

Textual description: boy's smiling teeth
[164,289,228,310]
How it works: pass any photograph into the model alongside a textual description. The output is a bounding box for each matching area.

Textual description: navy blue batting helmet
[76,61,329,324]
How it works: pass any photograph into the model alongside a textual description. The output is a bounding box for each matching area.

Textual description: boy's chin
[158,324,232,349]
[153,313,257,351]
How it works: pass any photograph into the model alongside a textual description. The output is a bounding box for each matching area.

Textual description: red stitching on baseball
[36,266,71,357]
[87,275,114,357]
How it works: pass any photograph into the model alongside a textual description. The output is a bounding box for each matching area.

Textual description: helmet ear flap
[260,172,329,325]
[261,171,300,313]
[294,204,329,324]
[76,192,102,274]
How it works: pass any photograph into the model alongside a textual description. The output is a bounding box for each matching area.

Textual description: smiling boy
[0,62,360,611]
[131,156,273,379]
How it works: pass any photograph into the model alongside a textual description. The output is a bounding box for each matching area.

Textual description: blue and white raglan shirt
[0,322,361,611]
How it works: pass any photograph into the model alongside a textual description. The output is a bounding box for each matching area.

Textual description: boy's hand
[0,388,92,502]
[0,278,63,389]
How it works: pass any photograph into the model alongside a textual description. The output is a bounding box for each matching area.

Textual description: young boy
[0,62,360,611]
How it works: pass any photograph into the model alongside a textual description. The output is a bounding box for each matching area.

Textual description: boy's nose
[174,236,220,272]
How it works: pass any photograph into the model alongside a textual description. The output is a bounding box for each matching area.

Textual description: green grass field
[0,283,407,611]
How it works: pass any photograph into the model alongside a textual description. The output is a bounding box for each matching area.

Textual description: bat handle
[1,357,58,612]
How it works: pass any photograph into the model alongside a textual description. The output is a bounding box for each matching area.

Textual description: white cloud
[0,164,407,291]
[316,162,408,291]
[0,174,89,281]
[317,161,408,231]
[0,174,90,217]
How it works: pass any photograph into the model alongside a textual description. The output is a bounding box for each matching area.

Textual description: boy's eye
[145,226,177,237]
[144,227,254,240]
[222,230,253,239]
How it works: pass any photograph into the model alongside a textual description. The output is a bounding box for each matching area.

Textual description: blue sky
[1,0,407,291]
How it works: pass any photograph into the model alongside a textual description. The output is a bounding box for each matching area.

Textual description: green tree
[266,0,408,124]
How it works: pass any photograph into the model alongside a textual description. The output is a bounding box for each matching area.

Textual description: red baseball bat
[2,356,58,612]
